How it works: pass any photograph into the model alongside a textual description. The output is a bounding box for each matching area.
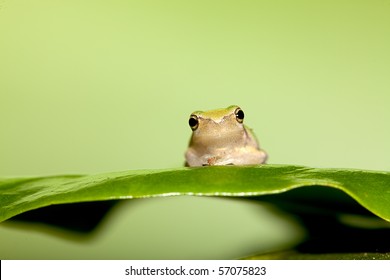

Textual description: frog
[185,105,267,166]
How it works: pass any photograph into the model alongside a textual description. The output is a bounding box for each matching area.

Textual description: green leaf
[1,165,390,223]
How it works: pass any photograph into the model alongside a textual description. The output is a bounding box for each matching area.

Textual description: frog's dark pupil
[236,109,244,122]
[189,117,199,129]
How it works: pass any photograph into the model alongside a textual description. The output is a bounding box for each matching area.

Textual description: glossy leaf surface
[1,165,389,223]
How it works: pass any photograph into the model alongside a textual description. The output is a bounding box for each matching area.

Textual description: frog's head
[188,105,246,142]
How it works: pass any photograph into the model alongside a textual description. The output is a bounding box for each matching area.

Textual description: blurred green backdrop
[0,0,389,259]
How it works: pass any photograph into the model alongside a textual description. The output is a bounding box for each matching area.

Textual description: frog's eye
[235,108,244,123]
[189,115,199,130]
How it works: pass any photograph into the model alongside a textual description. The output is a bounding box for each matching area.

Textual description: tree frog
[185,105,267,166]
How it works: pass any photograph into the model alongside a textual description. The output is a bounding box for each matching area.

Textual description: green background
[0,0,389,259]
